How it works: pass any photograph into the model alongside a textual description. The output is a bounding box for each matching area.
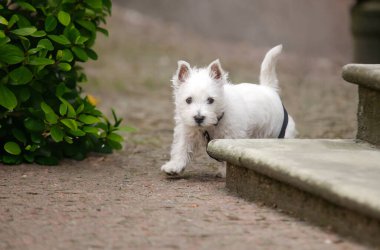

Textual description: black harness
[278,104,288,139]
[204,104,289,160]
[203,114,223,162]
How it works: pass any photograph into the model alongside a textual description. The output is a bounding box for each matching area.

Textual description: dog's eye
[185,97,192,104]
[207,97,214,104]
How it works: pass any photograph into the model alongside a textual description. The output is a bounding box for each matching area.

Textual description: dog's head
[172,59,227,128]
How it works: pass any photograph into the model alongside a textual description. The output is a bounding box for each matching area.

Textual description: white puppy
[161,45,296,176]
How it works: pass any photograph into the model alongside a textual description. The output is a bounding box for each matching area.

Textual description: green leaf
[48,35,71,45]
[107,133,124,143]
[78,114,100,124]
[0,84,17,110]
[118,125,137,133]
[12,129,27,144]
[86,48,98,60]
[46,112,58,124]
[41,102,58,124]
[0,37,9,46]
[4,141,21,155]
[64,136,73,144]
[97,27,109,36]
[17,2,37,12]
[65,25,80,43]
[61,49,73,62]
[75,36,88,45]
[11,27,37,36]
[107,140,122,150]
[7,15,19,28]
[103,0,112,11]
[0,16,8,25]
[58,97,76,118]
[58,63,71,71]
[20,38,30,50]
[58,11,71,26]
[0,44,24,64]
[24,118,45,132]
[72,46,88,61]
[51,125,64,142]
[21,38,32,50]
[91,109,102,116]
[31,30,46,37]
[37,39,54,50]
[0,37,10,46]
[76,20,96,32]
[76,103,84,114]
[84,7,96,18]
[25,144,38,152]
[85,0,103,9]
[83,126,99,135]
[28,48,40,54]
[9,66,33,85]
[69,129,85,137]
[59,103,68,115]
[45,16,57,32]
[56,50,63,60]
[61,119,77,131]
[29,57,55,66]
[41,102,54,114]
[16,14,31,28]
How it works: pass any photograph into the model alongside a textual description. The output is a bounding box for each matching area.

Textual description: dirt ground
[0,4,366,250]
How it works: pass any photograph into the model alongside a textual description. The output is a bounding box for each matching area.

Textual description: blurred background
[86,0,360,143]
[117,0,353,61]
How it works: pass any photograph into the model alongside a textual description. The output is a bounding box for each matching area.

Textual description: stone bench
[207,64,380,246]
[343,64,380,146]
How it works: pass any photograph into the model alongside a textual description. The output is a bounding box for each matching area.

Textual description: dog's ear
[175,60,191,83]
[208,59,225,80]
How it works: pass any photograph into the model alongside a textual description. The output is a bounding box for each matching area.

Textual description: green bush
[0,0,125,165]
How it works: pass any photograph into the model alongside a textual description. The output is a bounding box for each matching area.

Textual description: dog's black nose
[194,115,205,124]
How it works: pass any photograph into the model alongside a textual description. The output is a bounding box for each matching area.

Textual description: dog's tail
[259,44,282,92]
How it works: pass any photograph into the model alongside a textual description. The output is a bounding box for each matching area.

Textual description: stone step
[207,139,380,246]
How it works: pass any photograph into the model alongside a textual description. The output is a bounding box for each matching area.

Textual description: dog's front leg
[161,125,195,175]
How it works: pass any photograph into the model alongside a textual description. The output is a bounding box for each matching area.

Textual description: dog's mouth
[194,122,213,128]
[190,120,205,127]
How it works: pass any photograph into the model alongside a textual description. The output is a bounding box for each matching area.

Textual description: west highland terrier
[161,45,296,176]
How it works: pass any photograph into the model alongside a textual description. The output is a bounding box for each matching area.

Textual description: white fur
[161,45,296,176]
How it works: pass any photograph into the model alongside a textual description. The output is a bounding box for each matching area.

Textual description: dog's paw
[161,161,185,175]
